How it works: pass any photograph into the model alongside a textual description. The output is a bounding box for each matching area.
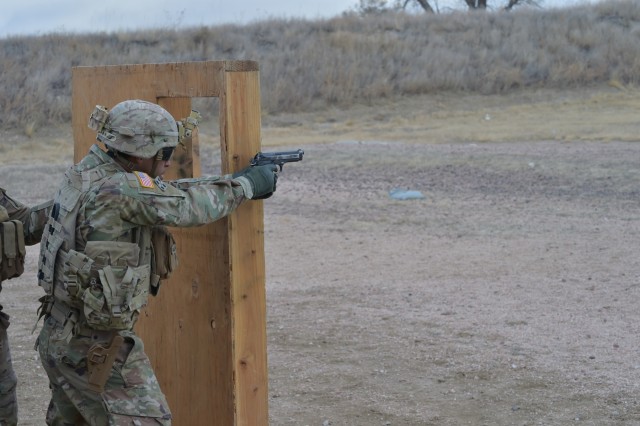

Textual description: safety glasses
[157,147,175,161]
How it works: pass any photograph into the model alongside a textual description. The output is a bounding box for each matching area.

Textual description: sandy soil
[2,86,640,425]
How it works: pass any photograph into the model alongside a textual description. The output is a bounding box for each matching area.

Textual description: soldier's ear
[130,156,146,166]
[128,156,153,174]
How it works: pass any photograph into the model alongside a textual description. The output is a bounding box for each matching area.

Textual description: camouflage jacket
[38,144,248,331]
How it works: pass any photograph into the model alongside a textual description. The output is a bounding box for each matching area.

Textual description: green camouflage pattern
[75,144,246,242]
[0,316,17,426]
[0,188,52,246]
[0,189,52,425]
[37,143,248,424]
[38,318,171,425]
[97,100,180,159]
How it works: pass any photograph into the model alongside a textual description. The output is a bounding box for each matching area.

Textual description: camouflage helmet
[88,100,179,159]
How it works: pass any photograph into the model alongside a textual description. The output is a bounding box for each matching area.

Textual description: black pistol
[250,149,304,171]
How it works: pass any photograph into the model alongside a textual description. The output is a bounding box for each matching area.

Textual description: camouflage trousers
[0,310,17,426]
[37,317,172,425]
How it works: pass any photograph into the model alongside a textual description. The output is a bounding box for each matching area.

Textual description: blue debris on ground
[388,188,425,200]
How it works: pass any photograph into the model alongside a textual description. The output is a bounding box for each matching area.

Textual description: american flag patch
[134,171,155,188]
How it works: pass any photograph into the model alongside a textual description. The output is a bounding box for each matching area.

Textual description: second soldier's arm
[0,188,53,245]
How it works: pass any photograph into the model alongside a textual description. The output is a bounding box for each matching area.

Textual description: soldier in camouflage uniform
[0,190,51,426]
[34,99,278,425]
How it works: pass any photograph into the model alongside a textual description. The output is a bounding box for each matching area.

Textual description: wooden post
[71,61,268,425]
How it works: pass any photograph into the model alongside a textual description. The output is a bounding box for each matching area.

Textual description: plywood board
[71,61,267,425]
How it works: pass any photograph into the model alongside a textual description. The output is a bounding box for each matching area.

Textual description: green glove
[233,165,278,200]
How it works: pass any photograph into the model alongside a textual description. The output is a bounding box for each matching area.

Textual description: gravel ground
[3,138,640,425]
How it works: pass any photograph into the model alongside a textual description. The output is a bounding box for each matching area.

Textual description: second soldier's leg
[0,312,18,426]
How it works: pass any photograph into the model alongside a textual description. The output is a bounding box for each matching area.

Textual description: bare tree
[356,0,436,14]
[503,0,541,11]
[461,0,542,11]
[464,0,488,9]
[403,0,435,13]
[398,0,543,13]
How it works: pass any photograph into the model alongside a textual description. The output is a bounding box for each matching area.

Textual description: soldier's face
[134,157,172,178]
[151,158,172,178]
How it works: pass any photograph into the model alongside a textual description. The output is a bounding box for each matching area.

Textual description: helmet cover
[90,100,179,158]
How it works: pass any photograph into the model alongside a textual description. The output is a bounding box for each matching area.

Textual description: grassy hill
[0,0,639,134]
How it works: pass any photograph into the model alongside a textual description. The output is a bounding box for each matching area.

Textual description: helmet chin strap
[109,150,135,173]
[110,149,160,177]
[150,158,161,179]
[149,147,175,178]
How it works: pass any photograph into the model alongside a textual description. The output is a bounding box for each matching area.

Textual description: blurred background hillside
[0,0,638,132]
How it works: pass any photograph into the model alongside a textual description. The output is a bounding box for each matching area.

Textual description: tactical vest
[38,163,177,333]
[0,205,26,282]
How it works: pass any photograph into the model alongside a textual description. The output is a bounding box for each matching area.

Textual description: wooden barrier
[71,61,268,425]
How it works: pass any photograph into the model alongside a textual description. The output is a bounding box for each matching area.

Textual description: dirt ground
[2,85,640,425]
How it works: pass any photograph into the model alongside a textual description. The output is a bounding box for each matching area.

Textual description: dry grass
[0,0,639,133]
[3,82,638,167]
[259,84,640,146]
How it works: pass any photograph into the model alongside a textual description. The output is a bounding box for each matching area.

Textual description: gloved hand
[233,165,278,200]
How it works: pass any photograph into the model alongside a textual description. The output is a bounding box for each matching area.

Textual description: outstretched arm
[0,188,53,245]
